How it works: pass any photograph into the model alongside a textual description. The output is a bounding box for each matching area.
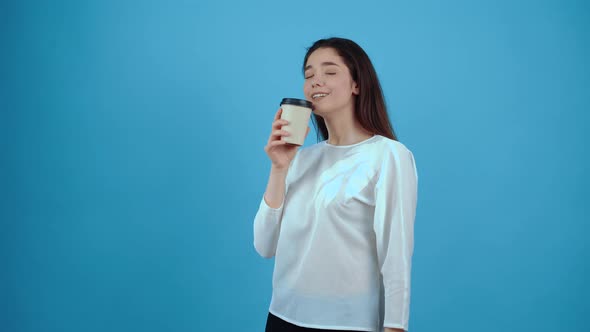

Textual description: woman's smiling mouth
[312,92,330,99]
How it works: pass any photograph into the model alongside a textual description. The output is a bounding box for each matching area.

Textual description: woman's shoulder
[368,136,417,175]
[372,136,418,180]
[371,135,414,157]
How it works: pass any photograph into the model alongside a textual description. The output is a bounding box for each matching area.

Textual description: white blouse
[253,135,418,331]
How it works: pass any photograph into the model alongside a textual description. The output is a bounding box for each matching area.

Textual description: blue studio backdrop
[3,0,589,331]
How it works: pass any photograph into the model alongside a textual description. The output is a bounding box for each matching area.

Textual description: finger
[273,108,282,121]
[268,140,289,147]
[271,129,291,138]
[267,112,287,144]
[272,119,290,129]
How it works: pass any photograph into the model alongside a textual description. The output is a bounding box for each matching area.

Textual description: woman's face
[303,47,359,115]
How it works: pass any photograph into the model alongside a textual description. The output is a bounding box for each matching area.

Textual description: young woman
[254,38,418,332]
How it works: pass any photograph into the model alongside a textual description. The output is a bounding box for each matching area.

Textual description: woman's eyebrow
[304,62,340,71]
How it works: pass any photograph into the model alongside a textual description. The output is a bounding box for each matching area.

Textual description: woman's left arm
[373,144,418,332]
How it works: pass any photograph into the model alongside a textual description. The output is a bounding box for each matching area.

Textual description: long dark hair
[303,38,398,142]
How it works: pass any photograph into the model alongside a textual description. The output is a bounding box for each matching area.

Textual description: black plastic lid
[280,98,313,108]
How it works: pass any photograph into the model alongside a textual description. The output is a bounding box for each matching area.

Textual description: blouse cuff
[260,195,285,212]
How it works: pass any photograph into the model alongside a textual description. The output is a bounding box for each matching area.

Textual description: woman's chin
[312,105,330,115]
[312,108,323,115]
[312,107,336,117]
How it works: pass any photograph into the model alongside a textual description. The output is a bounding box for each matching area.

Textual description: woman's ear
[352,81,359,95]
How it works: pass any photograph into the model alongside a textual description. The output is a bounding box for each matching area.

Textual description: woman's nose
[311,77,324,88]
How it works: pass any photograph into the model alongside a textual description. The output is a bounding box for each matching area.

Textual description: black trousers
[265,312,366,332]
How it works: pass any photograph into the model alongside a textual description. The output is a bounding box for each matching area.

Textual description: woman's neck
[322,108,374,146]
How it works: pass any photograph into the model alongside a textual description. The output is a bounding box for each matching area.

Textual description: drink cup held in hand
[280,98,313,146]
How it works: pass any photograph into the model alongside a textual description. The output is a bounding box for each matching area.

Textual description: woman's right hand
[264,108,309,170]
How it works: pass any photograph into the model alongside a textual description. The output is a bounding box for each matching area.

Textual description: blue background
[3,0,589,331]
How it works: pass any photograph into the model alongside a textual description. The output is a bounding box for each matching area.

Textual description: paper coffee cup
[280,98,313,146]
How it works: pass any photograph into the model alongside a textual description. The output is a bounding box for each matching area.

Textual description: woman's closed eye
[305,71,335,79]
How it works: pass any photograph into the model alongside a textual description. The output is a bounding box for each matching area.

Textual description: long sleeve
[253,197,285,258]
[373,145,418,331]
[253,150,301,259]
